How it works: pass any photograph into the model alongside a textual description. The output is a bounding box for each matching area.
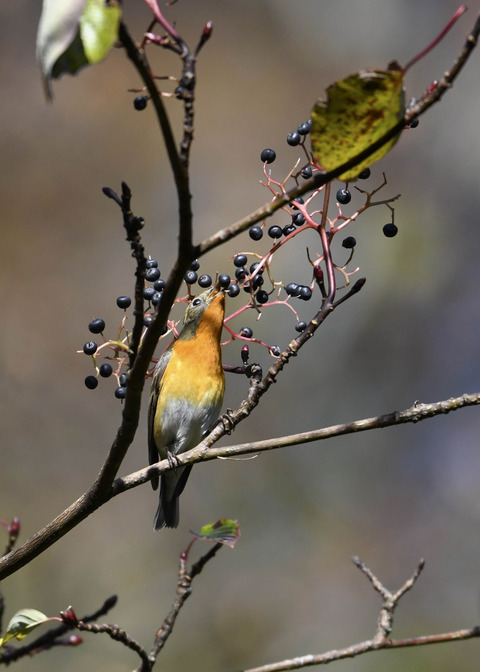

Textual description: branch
[115,390,480,494]
[238,558,480,672]
[196,11,480,258]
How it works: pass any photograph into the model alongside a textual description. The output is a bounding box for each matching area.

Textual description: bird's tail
[153,465,193,530]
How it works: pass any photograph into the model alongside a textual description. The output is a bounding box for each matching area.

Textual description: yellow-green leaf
[0,609,50,648]
[311,61,405,181]
[79,0,122,64]
[191,519,240,548]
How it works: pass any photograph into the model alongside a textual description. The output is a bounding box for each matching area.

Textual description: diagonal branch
[196,12,480,258]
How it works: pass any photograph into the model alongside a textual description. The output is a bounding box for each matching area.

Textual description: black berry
[240,326,253,338]
[99,363,113,378]
[133,95,148,111]
[249,262,263,274]
[144,315,153,327]
[295,321,307,332]
[234,254,248,267]
[227,283,240,298]
[85,375,98,390]
[342,236,357,249]
[268,225,282,239]
[358,168,371,180]
[198,274,212,288]
[154,278,166,292]
[115,386,127,399]
[249,225,263,241]
[285,283,301,297]
[184,270,198,284]
[152,292,162,306]
[146,259,158,269]
[270,345,281,357]
[119,373,127,386]
[83,341,97,355]
[283,224,296,237]
[383,223,398,238]
[116,296,131,309]
[291,197,304,209]
[409,118,419,128]
[143,287,155,301]
[146,267,161,282]
[302,166,313,179]
[88,318,105,334]
[298,286,312,301]
[260,148,276,163]
[293,212,305,226]
[190,259,200,271]
[256,290,269,304]
[287,131,301,146]
[336,188,351,205]
[235,267,247,281]
[218,274,231,288]
[297,120,312,135]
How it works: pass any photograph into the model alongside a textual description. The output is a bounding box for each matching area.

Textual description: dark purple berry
[287,131,301,146]
[302,165,313,179]
[227,283,240,298]
[342,236,357,249]
[336,188,351,205]
[285,283,301,297]
[409,118,419,128]
[234,254,248,267]
[115,386,127,399]
[256,290,269,304]
[260,148,276,163]
[116,296,131,309]
[99,363,113,378]
[83,341,97,355]
[152,292,162,306]
[383,223,398,238]
[253,275,264,288]
[190,259,200,271]
[235,267,247,281]
[154,278,166,291]
[88,318,105,334]
[298,286,312,301]
[283,224,296,237]
[240,326,253,338]
[297,120,312,135]
[249,262,263,274]
[184,270,198,284]
[146,259,158,269]
[85,375,98,390]
[293,212,305,226]
[144,315,153,327]
[146,267,161,282]
[198,274,212,288]
[143,287,155,301]
[249,225,263,241]
[268,225,282,239]
[295,321,307,332]
[290,197,304,209]
[358,168,371,180]
[270,345,281,357]
[119,373,127,386]
[218,274,231,288]
[134,95,148,111]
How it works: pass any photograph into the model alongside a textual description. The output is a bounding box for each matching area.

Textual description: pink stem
[403,5,468,72]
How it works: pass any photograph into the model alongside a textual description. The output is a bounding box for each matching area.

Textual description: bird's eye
[192,298,202,307]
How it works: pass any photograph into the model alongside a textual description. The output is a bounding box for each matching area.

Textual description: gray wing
[147,347,173,491]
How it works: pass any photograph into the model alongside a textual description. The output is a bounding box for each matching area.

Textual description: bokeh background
[2,1,480,670]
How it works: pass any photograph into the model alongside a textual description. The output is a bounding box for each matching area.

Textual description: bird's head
[180,281,226,340]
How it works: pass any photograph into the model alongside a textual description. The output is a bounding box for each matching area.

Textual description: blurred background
[1,1,480,670]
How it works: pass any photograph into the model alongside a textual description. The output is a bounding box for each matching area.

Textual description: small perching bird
[148,282,226,530]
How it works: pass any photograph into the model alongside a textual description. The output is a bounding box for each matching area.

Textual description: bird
[147,282,226,530]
